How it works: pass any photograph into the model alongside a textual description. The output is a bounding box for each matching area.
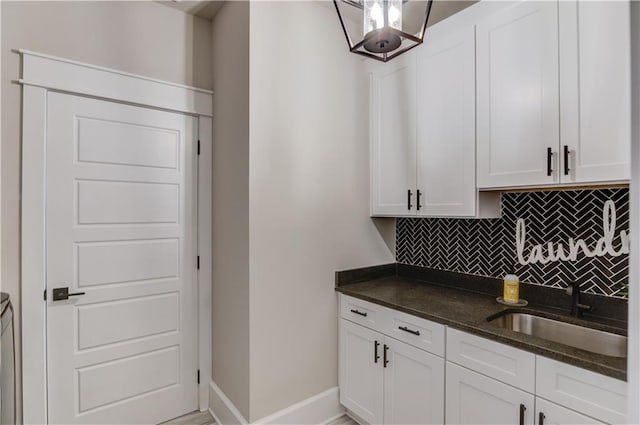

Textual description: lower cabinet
[445,362,535,425]
[338,295,626,425]
[535,398,604,425]
[339,319,384,424]
[383,338,444,424]
[339,319,444,425]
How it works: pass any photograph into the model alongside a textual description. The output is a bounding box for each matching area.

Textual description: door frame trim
[20,50,213,424]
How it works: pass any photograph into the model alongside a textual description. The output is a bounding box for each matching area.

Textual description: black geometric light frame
[333,0,434,62]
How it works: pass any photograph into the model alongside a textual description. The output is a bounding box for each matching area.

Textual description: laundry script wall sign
[516,200,630,266]
[397,189,629,297]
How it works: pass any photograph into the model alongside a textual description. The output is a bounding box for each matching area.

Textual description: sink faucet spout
[566,282,593,318]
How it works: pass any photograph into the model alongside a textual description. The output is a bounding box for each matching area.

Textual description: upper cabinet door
[559,0,631,184]
[476,1,560,189]
[416,26,477,217]
[370,54,417,216]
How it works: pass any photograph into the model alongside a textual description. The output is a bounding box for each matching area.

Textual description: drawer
[536,356,627,425]
[340,294,385,332]
[446,327,535,392]
[384,309,445,357]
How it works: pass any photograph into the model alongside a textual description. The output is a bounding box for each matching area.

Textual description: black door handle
[564,145,570,175]
[52,287,86,301]
[519,404,526,425]
[374,340,380,363]
[538,412,545,425]
[407,189,413,211]
[398,326,420,336]
[383,344,389,367]
[546,147,553,176]
[416,190,422,211]
[350,309,367,317]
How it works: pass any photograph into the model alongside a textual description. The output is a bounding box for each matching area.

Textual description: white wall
[1,2,212,421]
[248,2,394,420]
[211,1,251,420]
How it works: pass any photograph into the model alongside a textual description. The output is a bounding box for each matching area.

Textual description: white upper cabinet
[476,1,560,188]
[416,26,477,217]
[370,54,417,216]
[370,0,631,206]
[559,0,631,183]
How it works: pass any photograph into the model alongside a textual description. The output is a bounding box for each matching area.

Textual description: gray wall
[211,1,251,420]
[1,2,212,421]
[209,2,396,421]
[247,2,394,420]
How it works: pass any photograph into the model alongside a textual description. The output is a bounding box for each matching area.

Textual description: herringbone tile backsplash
[396,188,629,298]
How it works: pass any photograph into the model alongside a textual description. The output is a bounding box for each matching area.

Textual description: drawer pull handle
[350,309,367,317]
[374,340,380,363]
[383,344,389,368]
[398,326,420,336]
[546,147,553,176]
[519,404,526,425]
[407,189,413,210]
[538,412,545,425]
[564,145,570,175]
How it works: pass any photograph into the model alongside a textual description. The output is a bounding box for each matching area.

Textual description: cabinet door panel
[445,362,534,425]
[446,327,535,393]
[559,0,630,183]
[477,1,559,188]
[536,398,604,425]
[370,55,417,216]
[416,26,476,216]
[339,320,384,424]
[383,338,444,425]
[536,356,626,425]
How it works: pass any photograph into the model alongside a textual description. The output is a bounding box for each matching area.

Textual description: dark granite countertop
[335,264,628,381]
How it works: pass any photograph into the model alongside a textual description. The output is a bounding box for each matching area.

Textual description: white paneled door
[45,92,198,424]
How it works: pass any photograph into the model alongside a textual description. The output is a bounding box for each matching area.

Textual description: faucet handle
[565,281,576,296]
[566,281,584,295]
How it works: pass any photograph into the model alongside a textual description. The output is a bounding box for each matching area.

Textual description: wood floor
[161,410,215,425]
[327,414,359,425]
[162,410,358,425]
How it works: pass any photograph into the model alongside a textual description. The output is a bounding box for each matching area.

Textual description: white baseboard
[345,409,368,425]
[254,387,345,425]
[209,381,249,425]
[209,381,344,425]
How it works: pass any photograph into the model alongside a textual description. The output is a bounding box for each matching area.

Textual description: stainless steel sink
[488,312,627,358]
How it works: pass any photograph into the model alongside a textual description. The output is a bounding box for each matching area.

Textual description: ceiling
[157,1,225,20]
[158,0,477,24]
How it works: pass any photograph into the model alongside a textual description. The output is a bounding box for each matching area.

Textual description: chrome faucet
[565,282,592,318]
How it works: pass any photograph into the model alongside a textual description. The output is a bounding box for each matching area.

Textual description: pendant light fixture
[333,0,433,62]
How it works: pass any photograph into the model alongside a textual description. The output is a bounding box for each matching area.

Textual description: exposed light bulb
[370,2,383,30]
[388,5,400,27]
[364,0,403,36]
